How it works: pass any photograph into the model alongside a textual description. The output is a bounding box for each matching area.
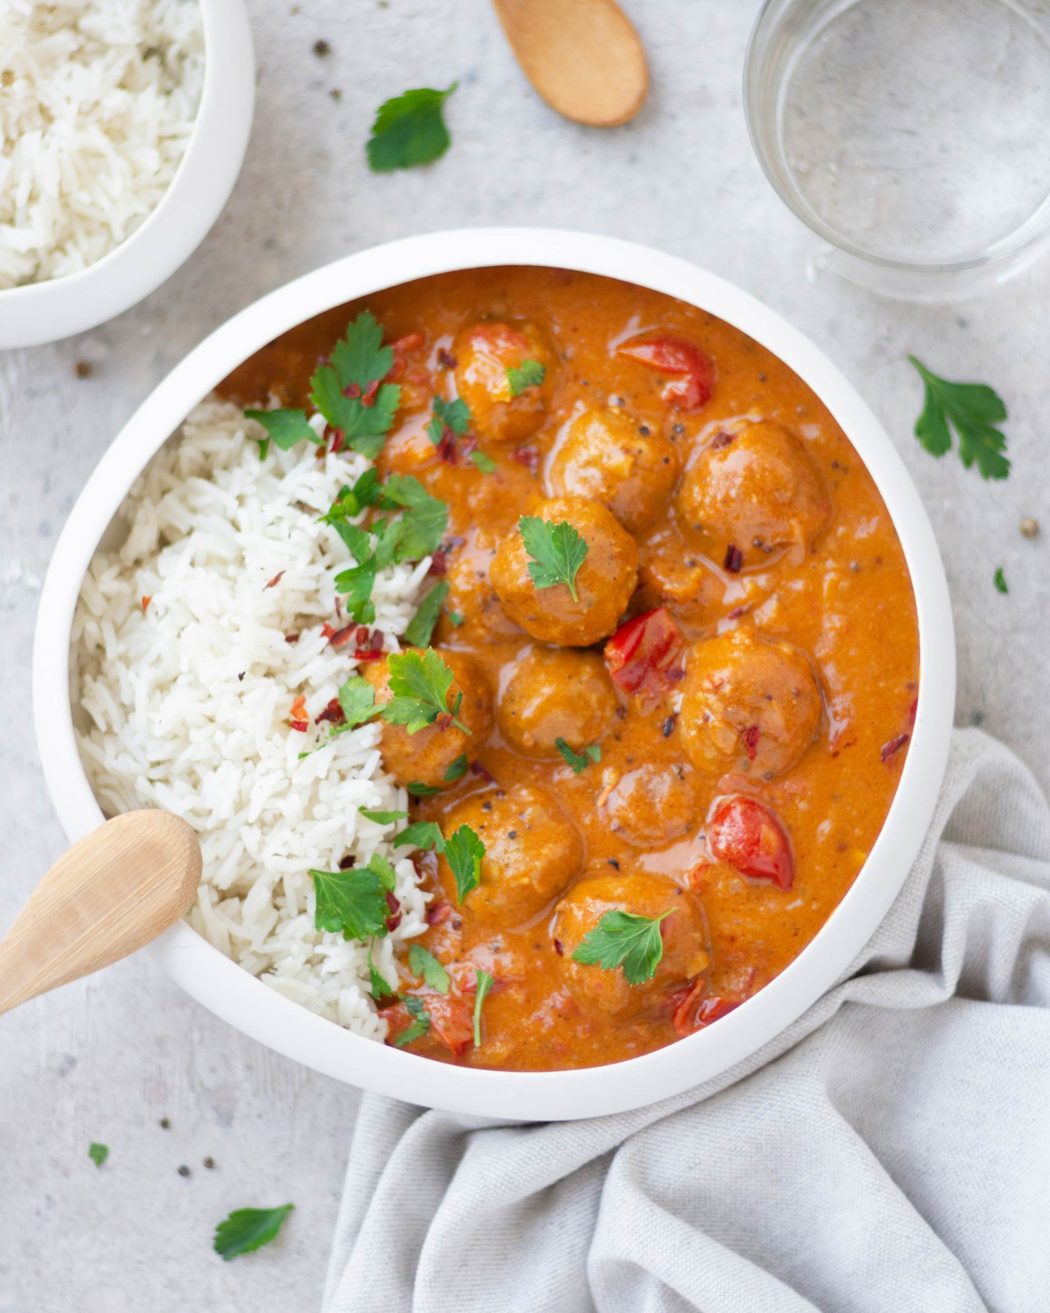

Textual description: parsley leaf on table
[404,581,450,647]
[908,356,1010,480]
[444,823,485,903]
[88,1142,109,1168]
[244,408,320,453]
[381,649,468,735]
[213,1205,294,1261]
[571,909,672,985]
[518,516,588,602]
[310,864,390,940]
[409,944,451,993]
[393,995,431,1047]
[367,84,457,172]
[473,969,494,1047]
[506,359,546,397]
[994,566,1009,594]
[426,395,472,446]
[393,821,446,852]
[555,739,601,774]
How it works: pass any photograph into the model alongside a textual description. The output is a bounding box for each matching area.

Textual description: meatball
[438,784,583,927]
[553,873,709,1018]
[364,649,493,790]
[490,497,639,646]
[679,628,822,781]
[601,762,698,847]
[676,420,830,568]
[452,319,556,445]
[498,647,619,758]
[547,407,680,533]
[440,537,523,643]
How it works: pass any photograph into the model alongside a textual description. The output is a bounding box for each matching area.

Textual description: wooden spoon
[492,0,649,127]
[0,810,201,1015]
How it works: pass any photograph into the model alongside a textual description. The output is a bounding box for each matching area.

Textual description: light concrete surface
[1,2,1047,1309]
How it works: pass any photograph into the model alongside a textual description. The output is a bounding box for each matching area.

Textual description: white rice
[0,0,204,289]
[73,400,433,1039]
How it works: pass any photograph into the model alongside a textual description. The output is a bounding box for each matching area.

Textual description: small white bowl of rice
[0,0,254,349]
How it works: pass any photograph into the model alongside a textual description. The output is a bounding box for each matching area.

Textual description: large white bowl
[0,0,254,350]
[32,229,955,1120]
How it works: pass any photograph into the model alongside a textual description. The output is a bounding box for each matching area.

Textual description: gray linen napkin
[323,729,1050,1313]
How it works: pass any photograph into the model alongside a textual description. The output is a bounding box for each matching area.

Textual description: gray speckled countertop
[1,2,1047,1309]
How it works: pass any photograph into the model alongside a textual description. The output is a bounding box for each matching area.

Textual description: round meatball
[498,647,619,758]
[601,763,698,847]
[547,407,680,533]
[490,497,639,646]
[438,785,583,927]
[553,873,709,1018]
[679,628,822,781]
[440,538,523,643]
[364,649,493,790]
[452,319,556,446]
[676,420,830,567]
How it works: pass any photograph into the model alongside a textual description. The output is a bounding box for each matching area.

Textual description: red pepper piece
[288,694,309,732]
[670,979,742,1037]
[617,336,716,411]
[880,733,910,764]
[427,992,476,1060]
[385,890,402,933]
[708,794,794,889]
[325,623,357,649]
[315,697,345,726]
[426,900,453,927]
[361,378,381,408]
[741,725,760,761]
[386,332,426,381]
[604,607,684,699]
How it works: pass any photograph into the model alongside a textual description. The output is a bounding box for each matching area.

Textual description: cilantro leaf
[244,407,320,452]
[393,995,431,1047]
[908,356,1010,480]
[368,853,398,892]
[367,954,397,1001]
[518,516,588,602]
[994,566,1008,594]
[571,909,672,985]
[443,753,468,782]
[555,739,601,774]
[444,823,484,902]
[426,395,472,445]
[448,611,465,628]
[381,649,468,735]
[367,84,457,173]
[309,312,402,459]
[376,475,448,561]
[473,969,494,1046]
[409,944,450,993]
[404,581,450,647]
[88,1142,109,1168]
[339,676,376,727]
[469,450,497,474]
[506,359,546,398]
[213,1205,294,1261]
[320,471,385,556]
[360,808,408,825]
[331,308,393,386]
[407,780,441,797]
[393,821,445,851]
[311,865,390,940]
[333,556,378,623]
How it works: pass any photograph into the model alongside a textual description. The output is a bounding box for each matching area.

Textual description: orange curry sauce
[222,267,919,1072]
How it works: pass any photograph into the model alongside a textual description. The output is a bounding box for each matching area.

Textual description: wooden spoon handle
[0,810,201,1015]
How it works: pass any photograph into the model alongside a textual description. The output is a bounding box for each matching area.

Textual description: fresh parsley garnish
[555,739,601,774]
[518,516,588,602]
[571,909,672,985]
[360,808,408,825]
[448,611,465,628]
[443,753,469,782]
[444,823,485,902]
[311,311,402,459]
[244,408,320,453]
[473,969,494,1046]
[393,821,445,852]
[339,676,377,727]
[404,581,450,647]
[994,566,1008,594]
[908,356,1010,480]
[213,1205,294,1261]
[334,558,378,625]
[393,995,431,1047]
[426,395,471,445]
[310,863,391,940]
[407,781,441,797]
[469,450,497,474]
[409,944,450,993]
[381,649,468,735]
[88,1142,109,1168]
[367,84,457,172]
[367,954,397,1001]
[506,359,546,398]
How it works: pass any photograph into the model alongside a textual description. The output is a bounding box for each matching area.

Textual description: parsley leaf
[244,407,320,452]
[407,780,441,797]
[469,450,497,474]
[571,909,672,985]
[88,1142,109,1168]
[444,823,484,902]
[506,359,546,397]
[393,995,431,1047]
[311,865,390,940]
[360,808,408,825]
[404,581,450,648]
[369,853,398,892]
[409,944,450,993]
[443,753,468,782]
[393,821,445,852]
[518,516,588,602]
[555,739,601,774]
[994,566,1009,594]
[367,953,397,1001]
[213,1205,294,1261]
[473,969,494,1046]
[381,649,468,735]
[339,676,376,727]
[375,476,448,562]
[310,311,402,459]
[333,557,378,624]
[367,84,457,172]
[426,395,471,445]
[908,356,1010,480]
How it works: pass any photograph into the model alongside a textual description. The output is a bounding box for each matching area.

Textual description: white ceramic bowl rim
[32,228,955,1120]
[0,0,255,350]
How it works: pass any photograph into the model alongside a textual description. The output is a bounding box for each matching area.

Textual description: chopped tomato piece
[669,979,742,1037]
[427,993,475,1060]
[707,794,794,890]
[617,335,715,410]
[604,607,684,699]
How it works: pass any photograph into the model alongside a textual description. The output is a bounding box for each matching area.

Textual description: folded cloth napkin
[323,730,1050,1313]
